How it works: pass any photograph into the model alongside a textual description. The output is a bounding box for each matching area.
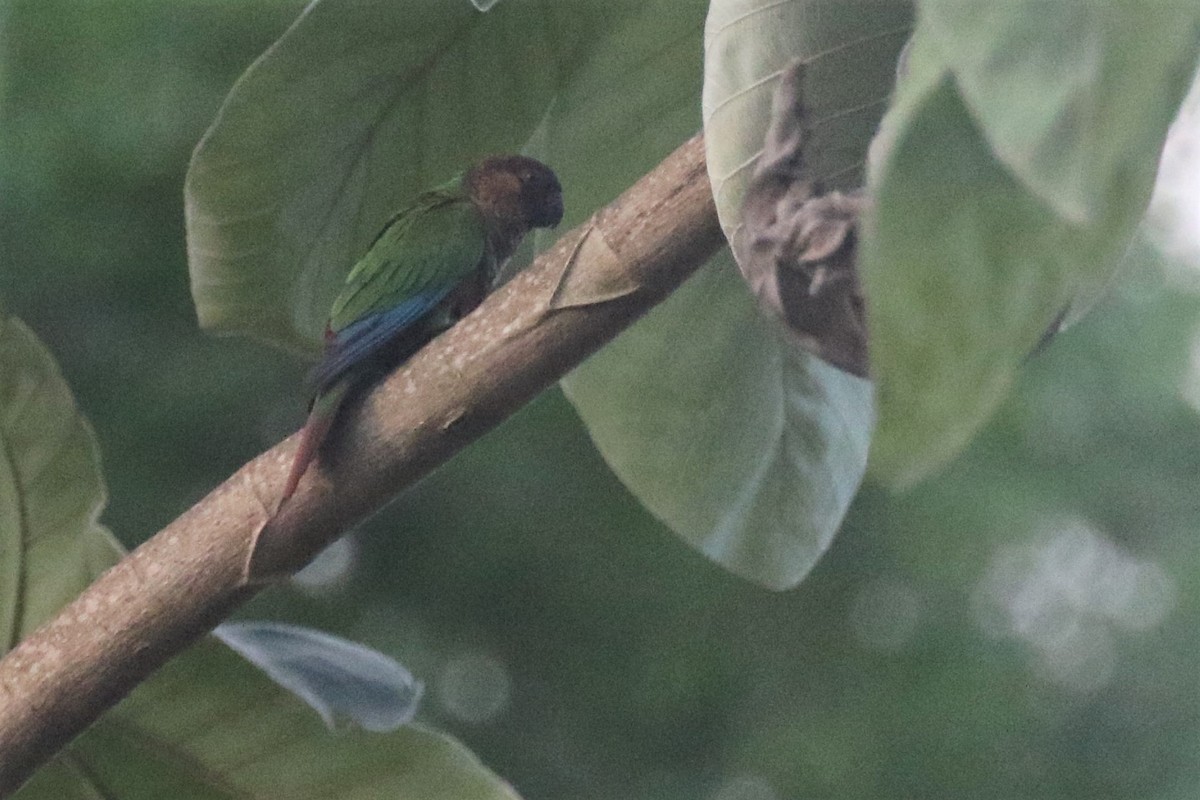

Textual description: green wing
[328,188,488,333]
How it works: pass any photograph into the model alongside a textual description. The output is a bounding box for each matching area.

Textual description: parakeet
[280,155,563,502]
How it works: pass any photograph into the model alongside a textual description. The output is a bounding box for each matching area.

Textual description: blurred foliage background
[4,2,1200,799]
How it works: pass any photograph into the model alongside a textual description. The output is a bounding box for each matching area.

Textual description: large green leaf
[563,254,873,589]
[566,0,902,589]
[186,0,658,355]
[528,2,878,589]
[862,5,1200,486]
[18,638,520,800]
[923,1,1200,228]
[516,0,881,587]
[0,315,122,654]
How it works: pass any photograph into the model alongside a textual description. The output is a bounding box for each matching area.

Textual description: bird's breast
[446,270,491,320]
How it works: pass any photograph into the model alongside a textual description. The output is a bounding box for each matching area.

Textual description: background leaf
[565,0,905,588]
[18,638,521,800]
[214,620,425,733]
[0,314,121,654]
[922,1,1200,228]
[186,0,666,355]
[563,256,873,589]
[862,6,1200,486]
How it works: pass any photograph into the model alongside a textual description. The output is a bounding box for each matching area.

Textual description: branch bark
[0,133,723,795]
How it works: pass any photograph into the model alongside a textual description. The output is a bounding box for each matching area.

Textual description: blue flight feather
[308,288,451,389]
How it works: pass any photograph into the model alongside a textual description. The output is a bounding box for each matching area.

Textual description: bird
[279,155,563,502]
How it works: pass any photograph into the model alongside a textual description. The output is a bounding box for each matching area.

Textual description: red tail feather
[280,412,335,503]
[279,381,349,504]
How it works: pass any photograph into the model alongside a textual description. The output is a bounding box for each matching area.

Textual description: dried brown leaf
[735,61,870,377]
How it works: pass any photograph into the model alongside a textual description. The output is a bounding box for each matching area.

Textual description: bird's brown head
[467,155,564,231]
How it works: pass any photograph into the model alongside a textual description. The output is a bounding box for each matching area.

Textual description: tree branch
[0,133,724,795]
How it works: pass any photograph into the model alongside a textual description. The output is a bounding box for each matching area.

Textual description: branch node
[547,219,636,311]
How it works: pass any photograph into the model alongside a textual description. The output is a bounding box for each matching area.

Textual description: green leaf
[18,638,521,800]
[0,316,122,655]
[185,0,659,355]
[862,6,1200,486]
[526,5,877,590]
[524,0,901,589]
[213,621,424,732]
[922,1,1200,228]
[566,0,902,589]
[563,253,873,589]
